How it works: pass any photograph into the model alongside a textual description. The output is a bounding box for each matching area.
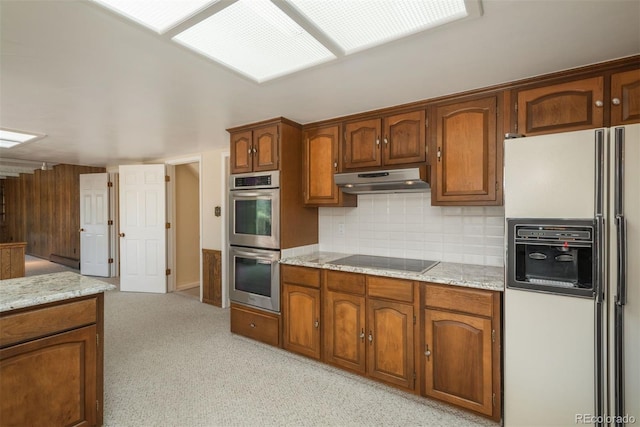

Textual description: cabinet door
[611,69,640,126]
[367,299,414,390]
[0,325,97,427]
[303,125,356,206]
[343,118,382,169]
[253,124,279,171]
[230,130,253,174]
[424,309,493,416]
[383,110,426,165]
[516,76,604,135]
[324,291,366,374]
[432,96,499,205]
[283,283,321,359]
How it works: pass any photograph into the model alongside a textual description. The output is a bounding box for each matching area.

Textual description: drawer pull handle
[250,322,256,328]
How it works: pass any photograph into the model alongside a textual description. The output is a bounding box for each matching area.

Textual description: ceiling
[1,0,639,176]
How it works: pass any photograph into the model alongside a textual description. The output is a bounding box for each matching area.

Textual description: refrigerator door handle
[616,215,627,306]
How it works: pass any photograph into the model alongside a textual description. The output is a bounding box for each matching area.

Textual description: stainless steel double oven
[228,171,281,312]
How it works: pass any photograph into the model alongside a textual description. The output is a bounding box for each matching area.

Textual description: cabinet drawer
[230,304,280,347]
[367,276,414,303]
[0,297,97,348]
[281,265,321,289]
[325,270,365,295]
[425,284,493,318]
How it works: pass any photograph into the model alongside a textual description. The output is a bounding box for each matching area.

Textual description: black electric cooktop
[329,254,439,273]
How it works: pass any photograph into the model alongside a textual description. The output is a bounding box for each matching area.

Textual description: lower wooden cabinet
[246,264,503,420]
[423,283,502,420]
[323,270,417,392]
[230,303,280,347]
[0,294,105,426]
[281,265,321,359]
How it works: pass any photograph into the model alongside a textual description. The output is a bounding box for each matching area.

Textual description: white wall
[318,192,505,267]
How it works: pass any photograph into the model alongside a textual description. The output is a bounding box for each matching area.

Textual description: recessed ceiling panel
[173,0,335,83]
[0,129,44,148]
[91,0,220,33]
[286,0,469,54]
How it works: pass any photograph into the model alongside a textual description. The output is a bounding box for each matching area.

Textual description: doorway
[167,159,201,297]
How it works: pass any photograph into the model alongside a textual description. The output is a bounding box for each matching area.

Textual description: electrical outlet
[338,223,345,236]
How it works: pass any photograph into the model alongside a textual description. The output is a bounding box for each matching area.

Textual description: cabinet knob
[612,98,621,106]
[314,319,319,328]
[595,100,604,108]
[360,329,365,342]
[250,322,256,328]
[376,137,380,146]
[333,161,338,170]
[368,331,373,344]
[384,136,389,145]
[119,232,125,238]
[437,147,442,162]
[425,344,431,361]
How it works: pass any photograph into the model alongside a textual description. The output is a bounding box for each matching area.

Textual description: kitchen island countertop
[280,252,504,292]
[0,271,116,312]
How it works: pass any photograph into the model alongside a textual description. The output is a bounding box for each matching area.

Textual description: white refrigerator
[503,124,640,426]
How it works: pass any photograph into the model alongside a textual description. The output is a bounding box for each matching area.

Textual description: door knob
[119,232,125,237]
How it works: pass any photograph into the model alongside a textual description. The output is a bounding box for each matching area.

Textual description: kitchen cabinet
[343,110,426,171]
[323,270,417,391]
[0,294,105,426]
[0,242,26,279]
[611,68,640,126]
[514,67,640,136]
[422,283,501,420]
[430,94,502,205]
[302,125,356,207]
[281,265,321,359]
[230,303,280,347]
[230,124,279,174]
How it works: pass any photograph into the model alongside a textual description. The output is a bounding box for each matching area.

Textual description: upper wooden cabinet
[430,94,501,206]
[302,125,357,207]
[230,124,279,174]
[514,66,640,135]
[611,69,640,126]
[343,110,426,171]
[515,77,604,136]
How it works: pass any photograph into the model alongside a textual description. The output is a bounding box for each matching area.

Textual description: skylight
[90,0,480,82]
[0,129,44,149]
[173,0,335,83]
[91,0,221,33]
[285,0,469,54]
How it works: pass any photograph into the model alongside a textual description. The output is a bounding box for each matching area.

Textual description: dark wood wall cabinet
[299,55,638,207]
[430,94,502,206]
[302,125,357,207]
[343,110,426,170]
[230,124,279,174]
[0,294,105,426]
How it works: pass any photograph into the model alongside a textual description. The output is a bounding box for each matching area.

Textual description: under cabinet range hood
[334,167,429,194]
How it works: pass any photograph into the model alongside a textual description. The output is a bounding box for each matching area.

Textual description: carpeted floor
[24,255,79,276]
[103,290,500,427]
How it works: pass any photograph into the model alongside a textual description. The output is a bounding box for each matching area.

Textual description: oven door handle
[231,191,274,198]
[233,250,278,262]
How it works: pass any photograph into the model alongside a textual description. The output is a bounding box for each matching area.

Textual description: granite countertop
[280,252,504,292]
[0,271,116,312]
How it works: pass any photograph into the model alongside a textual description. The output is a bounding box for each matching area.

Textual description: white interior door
[80,173,110,277]
[119,164,167,293]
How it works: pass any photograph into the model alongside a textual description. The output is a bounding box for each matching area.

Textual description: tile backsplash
[318,193,505,267]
